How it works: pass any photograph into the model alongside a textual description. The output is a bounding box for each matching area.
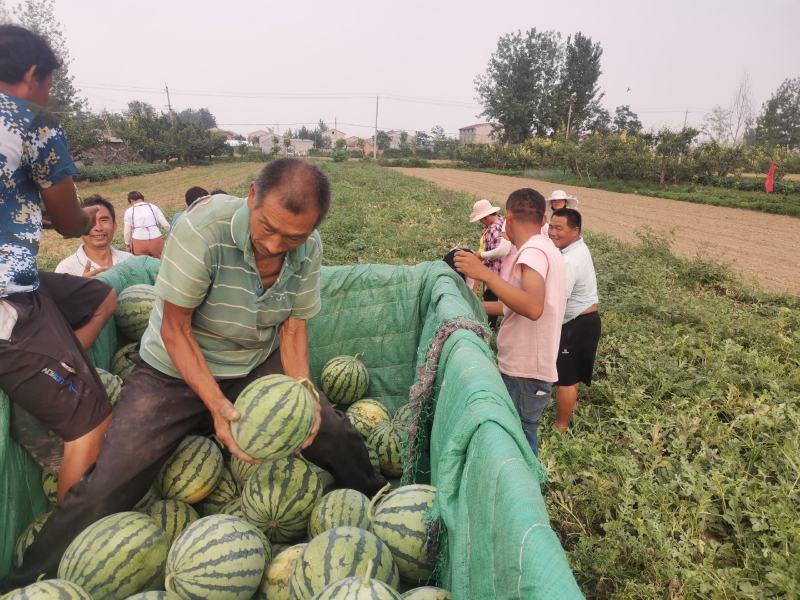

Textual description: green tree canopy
[755,77,800,149]
[612,105,643,135]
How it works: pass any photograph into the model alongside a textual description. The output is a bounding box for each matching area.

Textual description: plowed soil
[396,168,799,296]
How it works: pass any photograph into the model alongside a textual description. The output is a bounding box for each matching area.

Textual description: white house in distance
[322,128,348,145]
[247,129,273,146]
[384,130,405,150]
[458,123,499,145]
[259,136,313,156]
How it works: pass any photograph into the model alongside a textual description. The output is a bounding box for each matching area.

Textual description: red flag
[765,162,776,193]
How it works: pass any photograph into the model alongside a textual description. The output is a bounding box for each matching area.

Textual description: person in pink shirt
[455,188,566,455]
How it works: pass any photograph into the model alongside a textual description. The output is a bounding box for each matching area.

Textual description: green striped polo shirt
[139,194,322,379]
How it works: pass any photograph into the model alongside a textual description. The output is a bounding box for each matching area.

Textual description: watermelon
[115,284,157,341]
[218,497,247,520]
[196,465,238,515]
[401,587,452,599]
[367,420,407,477]
[111,342,138,380]
[308,489,371,538]
[231,455,259,489]
[289,527,399,598]
[257,543,305,600]
[370,485,437,581]
[314,575,402,599]
[392,403,415,427]
[41,470,57,504]
[158,436,223,504]
[143,499,199,544]
[346,399,391,439]
[232,375,318,460]
[97,368,123,406]
[304,458,335,491]
[165,515,267,600]
[367,444,381,471]
[3,579,92,599]
[133,483,161,512]
[241,456,323,542]
[14,512,50,568]
[320,355,369,406]
[123,593,176,600]
[58,511,169,600]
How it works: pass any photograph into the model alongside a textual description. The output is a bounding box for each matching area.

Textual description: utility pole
[682,108,688,129]
[565,94,576,140]
[373,96,379,159]
[165,83,175,124]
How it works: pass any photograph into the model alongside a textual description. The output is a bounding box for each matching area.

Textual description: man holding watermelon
[6,158,387,586]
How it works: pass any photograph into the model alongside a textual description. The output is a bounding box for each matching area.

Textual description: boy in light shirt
[455,188,566,455]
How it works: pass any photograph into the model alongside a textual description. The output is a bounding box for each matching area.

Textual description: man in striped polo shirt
[8,159,387,585]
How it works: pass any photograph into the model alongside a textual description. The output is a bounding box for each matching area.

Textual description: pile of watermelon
[10,350,451,599]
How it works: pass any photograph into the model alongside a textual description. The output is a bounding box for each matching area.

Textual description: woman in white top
[123,191,170,258]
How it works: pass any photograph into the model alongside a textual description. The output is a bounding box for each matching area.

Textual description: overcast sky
[40,0,800,138]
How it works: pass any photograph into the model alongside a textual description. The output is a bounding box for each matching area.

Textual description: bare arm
[455,251,546,321]
[279,317,321,450]
[40,177,94,237]
[160,300,257,463]
[483,300,504,316]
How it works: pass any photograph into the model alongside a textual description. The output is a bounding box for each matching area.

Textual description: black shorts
[556,311,601,387]
[0,273,113,451]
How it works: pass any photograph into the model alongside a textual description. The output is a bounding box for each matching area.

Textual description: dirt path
[396,168,799,296]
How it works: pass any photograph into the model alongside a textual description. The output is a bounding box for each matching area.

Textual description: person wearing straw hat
[469,199,512,327]
[545,190,579,237]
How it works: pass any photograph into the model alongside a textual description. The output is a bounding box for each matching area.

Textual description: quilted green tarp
[0,260,583,598]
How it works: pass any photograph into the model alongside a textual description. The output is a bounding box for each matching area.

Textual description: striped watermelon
[97,368,123,406]
[320,355,369,406]
[115,284,157,341]
[14,512,50,568]
[289,527,399,598]
[314,575,402,599]
[158,436,223,504]
[219,498,247,520]
[241,456,323,542]
[304,458,335,491]
[111,342,138,380]
[367,420,407,477]
[196,465,238,515]
[143,499,199,544]
[41,470,57,504]
[257,543,305,600]
[165,515,267,600]
[232,375,318,460]
[58,511,169,600]
[308,489,371,538]
[392,403,415,427]
[401,587,452,599]
[370,485,437,581]
[231,455,259,489]
[3,579,92,599]
[122,593,176,600]
[367,445,381,471]
[133,484,161,512]
[346,399,391,439]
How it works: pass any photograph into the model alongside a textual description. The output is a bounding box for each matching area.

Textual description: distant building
[384,130,405,150]
[259,136,313,156]
[459,123,499,145]
[247,129,274,146]
[323,128,348,145]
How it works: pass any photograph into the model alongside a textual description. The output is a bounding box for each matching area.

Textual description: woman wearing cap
[546,190,580,237]
[469,199,513,327]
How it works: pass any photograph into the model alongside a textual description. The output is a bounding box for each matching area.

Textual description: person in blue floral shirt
[0,25,116,508]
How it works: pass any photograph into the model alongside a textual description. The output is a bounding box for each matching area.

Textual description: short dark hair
[185,186,208,207]
[82,194,116,223]
[552,208,582,231]
[210,189,227,195]
[253,158,331,226]
[0,25,61,84]
[127,191,144,202]
[506,188,546,224]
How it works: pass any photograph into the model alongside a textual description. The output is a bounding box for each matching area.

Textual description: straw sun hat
[547,190,579,208]
[468,199,501,223]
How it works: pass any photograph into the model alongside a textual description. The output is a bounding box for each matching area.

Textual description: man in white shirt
[548,208,600,432]
[55,195,132,277]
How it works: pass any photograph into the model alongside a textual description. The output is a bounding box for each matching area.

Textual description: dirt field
[396,168,800,296]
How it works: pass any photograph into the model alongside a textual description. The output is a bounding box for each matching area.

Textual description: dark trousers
[483,286,499,328]
[4,350,386,588]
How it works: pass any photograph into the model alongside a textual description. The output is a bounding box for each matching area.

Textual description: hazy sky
[40,0,800,138]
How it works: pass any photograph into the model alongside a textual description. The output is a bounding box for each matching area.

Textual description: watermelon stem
[367,483,392,520]
[362,559,374,587]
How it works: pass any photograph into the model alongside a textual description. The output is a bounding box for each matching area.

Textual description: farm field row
[36,161,800,598]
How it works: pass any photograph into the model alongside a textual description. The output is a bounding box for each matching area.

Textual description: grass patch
[469,168,800,218]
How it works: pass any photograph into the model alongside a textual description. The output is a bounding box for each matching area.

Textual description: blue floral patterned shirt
[0,92,78,297]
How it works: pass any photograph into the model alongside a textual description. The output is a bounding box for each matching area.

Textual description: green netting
[0,259,583,598]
